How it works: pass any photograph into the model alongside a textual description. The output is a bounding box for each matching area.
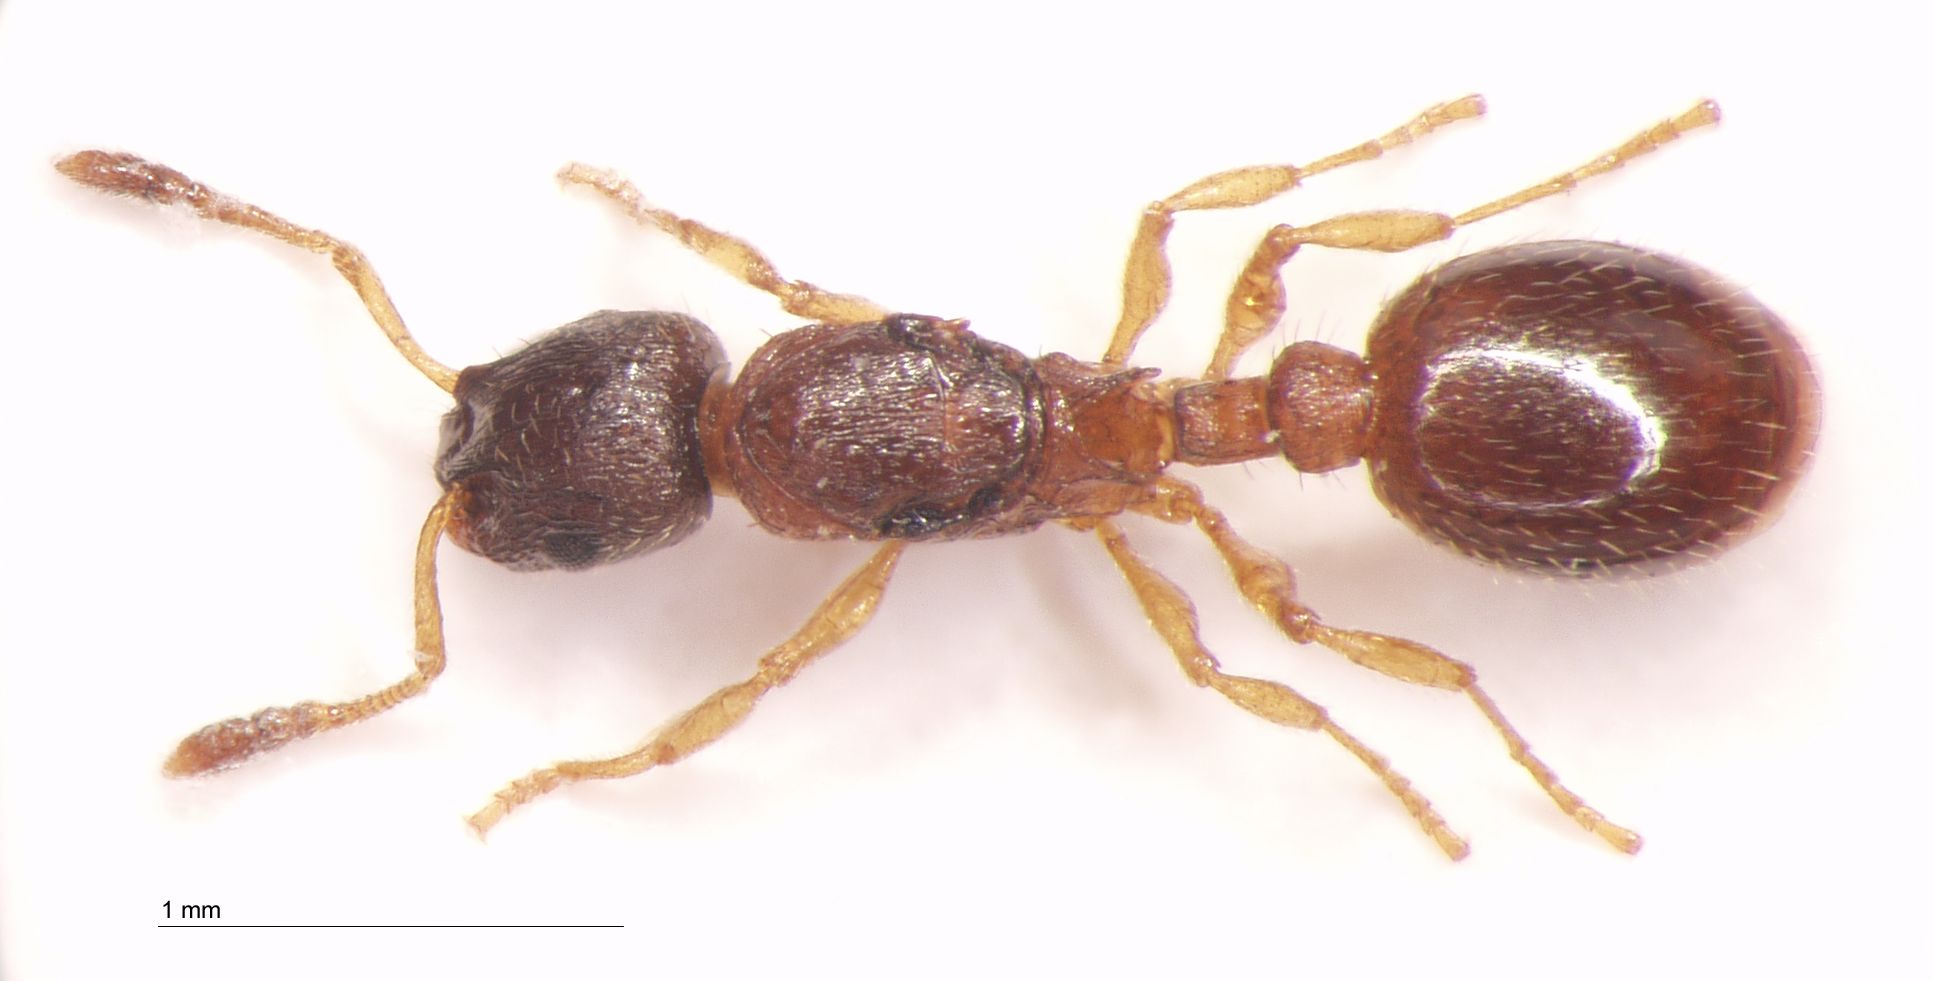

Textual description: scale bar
[158,924,623,929]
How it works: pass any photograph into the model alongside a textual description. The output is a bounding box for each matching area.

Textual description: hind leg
[1199,101,1719,379]
[1135,476,1642,853]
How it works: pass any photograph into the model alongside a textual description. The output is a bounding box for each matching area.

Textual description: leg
[55,151,459,393]
[559,163,893,326]
[1092,518,1470,860]
[164,489,458,775]
[1136,476,1642,853]
[1201,100,1720,379]
[1103,95,1487,366]
[467,541,906,837]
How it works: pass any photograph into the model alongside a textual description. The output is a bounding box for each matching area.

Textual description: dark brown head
[434,310,726,570]
[1268,241,1819,574]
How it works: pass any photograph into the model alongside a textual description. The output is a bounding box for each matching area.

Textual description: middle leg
[1091,517,1470,859]
[1103,95,1486,367]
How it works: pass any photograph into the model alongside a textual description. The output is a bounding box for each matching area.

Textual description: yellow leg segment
[1102,95,1487,367]
[1136,476,1642,854]
[1202,100,1720,379]
[559,162,893,326]
[1093,518,1470,860]
[467,542,906,837]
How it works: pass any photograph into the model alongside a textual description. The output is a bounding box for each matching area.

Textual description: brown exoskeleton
[58,95,1818,859]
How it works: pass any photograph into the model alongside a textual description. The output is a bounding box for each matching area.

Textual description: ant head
[435,310,726,571]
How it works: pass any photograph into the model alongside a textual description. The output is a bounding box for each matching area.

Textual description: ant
[58,95,1818,859]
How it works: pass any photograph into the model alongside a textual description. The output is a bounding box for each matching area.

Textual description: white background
[1,1,1925,977]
